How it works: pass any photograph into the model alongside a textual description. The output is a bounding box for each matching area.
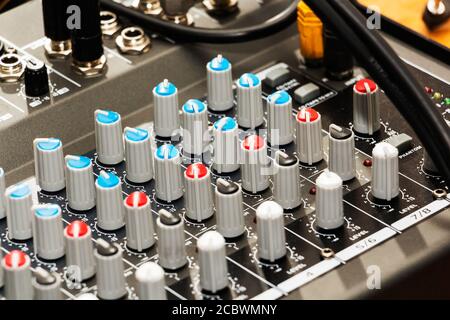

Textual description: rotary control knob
[212,117,240,174]
[315,170,344,230]
[241,135,270,193]
[237,73,264,129]
[215,179,245,238]
[32,267,62,300]
[328,124,356,181]
[153,79,180,138]
[154,144,184,202]
[256,201,286,262]
[371,142,399,201]
[95,171,125,231]
[181,99,210,155]
[95,110,124,165]
[353,79,380,135]
[24,59,50,97]
[135,262,167,300]
[184,163,214,222]
[1,250,33,300]
[34,138,65,192]
[0,167,5,219]
[5,183,33,241]
[197,231,228,293]
[124,127,154,183]
[207,55,234,112]
[32,204,65,260]
[65,155,96,211]
[267,90,294,146]
[295,108,323,165]
[273,151,302,210]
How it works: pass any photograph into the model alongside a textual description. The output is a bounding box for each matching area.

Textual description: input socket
[115,27,151,55]
[100,11,122,38]
[0,54,26,83]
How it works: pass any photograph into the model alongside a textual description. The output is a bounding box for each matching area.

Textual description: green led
[444,97,450,106]
[432,92,442,100]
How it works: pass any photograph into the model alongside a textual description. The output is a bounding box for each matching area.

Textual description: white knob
[372,142,399,201]
[156,209,187,270]
[124,191,155,252]
[256,201,286,262]
[197,231,228,293]
[237,73,264,129]
[33,138,65,192]
[184,163,214,222]
[316,170,344,230]
[353,79,380,135]
[124,127,154,183]
[32,204,65,260]
[95,110,124,165]
[295,108,323,165]
[212,117,240,174]
[153,79,180,138]
[95,171,125,231]
[241,135,270,193]
[154,144,184,202]
[328,124,356,181]
[32,267,62,300]
[135,262,167,300]
[65,155,96,211]
[181,99,210,155]
[5,183,33,240]
[273,151,302,209]
[215,178,245,238]
[267,90,294,146]
[0,167,6,219]
[207,54,234,112]
[1,250,33,300]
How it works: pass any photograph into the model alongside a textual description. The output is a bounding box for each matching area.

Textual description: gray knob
[212,117,240,174]
[295,108,323,165]
[64,220,96,281]
[0,167,5,219]
[5,183,33,240]
[237,73,264,129]
[372,142,399,201]
[256,201,286,262]
[156,209,187,270]
[94,239,127,300]
[124,127,154,183]
[95,171,125,231]
[181,99,210,155]
[32,267,62,300]
[154,144,184,202]
[197,231,228,293]
[95,110,124,165]
[241,135,270,193]
[1,250,33,300]
[328,124,356,181]
[33,138,65,192]
[153,79,180,138]
[65,155,96,211]
[267,90,294,146]
[124,191,155,252]
[215,179,245,238]
[207,55,234,112]
[273,151,302,209]
[32,204,65,260]
[184,163,214,222]
[316,170,344,230]
[135,262,167,300]
[353,79,380,135]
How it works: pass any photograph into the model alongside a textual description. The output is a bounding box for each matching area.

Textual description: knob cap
[135,262,167,300]
[32,267,62,300]
[1,250,33,300]
[154,144,184,202]
[64,220,96,281]
[94,239,127,300]
[295,108,323,165]
[237,73,264,129]
[273,151,302,209]
[316,170,344,229]
[256,201,286,262]
[181,99,210,155]
[212,117,240,174]
[34,138,65,192]
[124,191,155,252]
[32,204,65,260]
[241,135,270,193]
[267,91,294,146]
[124,127,154,183]
[197,231,228,293]
[353,79,380,135]
[371,142,399,201]
[215,179,245,238]
[0,167,5,219]
[95,110,124,165]
[207,55,234,112]
[65,155,96,211]
[95,171,125,231]
[24,59,50,97]
[156,209,187,270]
[153,79,180,138]
[184,163,214,222]
[5,183,33,240]
[328,124,356,181]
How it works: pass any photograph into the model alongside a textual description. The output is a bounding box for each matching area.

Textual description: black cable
[303,0,450,183]
[99,0,297,43]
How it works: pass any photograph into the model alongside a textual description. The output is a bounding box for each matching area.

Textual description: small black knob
[24,60,50,97]
[42,0,71,42]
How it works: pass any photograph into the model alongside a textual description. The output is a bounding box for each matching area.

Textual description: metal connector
[115,27,151,55]
[72,55,107,77]
[100,11,122,38]
[203,0,238,14]
[0,54,26,83]
[44,39,72,59]
[160,0,195,26]
[138,0,163,16]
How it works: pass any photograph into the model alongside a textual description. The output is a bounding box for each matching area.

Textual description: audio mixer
[0,0,449,300]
